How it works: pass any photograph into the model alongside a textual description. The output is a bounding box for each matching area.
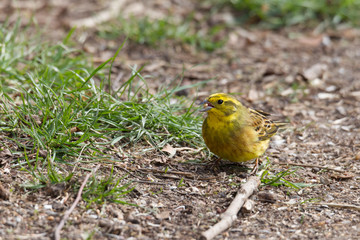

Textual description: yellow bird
[200,93,284,172]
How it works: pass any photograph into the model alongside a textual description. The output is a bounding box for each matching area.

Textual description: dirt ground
[1,0,360,239]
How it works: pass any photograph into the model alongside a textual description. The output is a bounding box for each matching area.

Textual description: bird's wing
[248,108,279,141]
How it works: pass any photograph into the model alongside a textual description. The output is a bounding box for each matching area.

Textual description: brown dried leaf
[0,182,9,200]
[162,144,201,158]
[297,35,323,47]
[38,149,48,158]
[257,190,284,203]
[44,182,67,197]
[70,126,81,133]
[162,144,177,158]
[155,210,170,220]
[0,148,12,157]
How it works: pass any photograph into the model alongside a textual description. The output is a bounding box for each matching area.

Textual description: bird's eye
[217,99,223,104]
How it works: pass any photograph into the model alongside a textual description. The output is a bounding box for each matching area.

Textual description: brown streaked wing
[248,108,279,141]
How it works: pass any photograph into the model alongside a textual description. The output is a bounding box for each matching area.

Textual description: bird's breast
[202,116,268,162]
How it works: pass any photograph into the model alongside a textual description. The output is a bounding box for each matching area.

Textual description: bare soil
[1,1,360,239]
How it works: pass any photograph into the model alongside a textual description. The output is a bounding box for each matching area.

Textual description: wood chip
[0,182,9,200]
[241,199,255,212]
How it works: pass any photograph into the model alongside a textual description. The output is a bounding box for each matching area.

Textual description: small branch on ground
[54,165,100,240]
[314,202,360,211]
[278,162,346,173]
[200,174,262,240]
[132,180,167,185]
[114,164,139,178]
[138,168,216,181]
[139,168,195,176]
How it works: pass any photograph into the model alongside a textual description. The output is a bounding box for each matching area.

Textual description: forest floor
[1,0,360,239]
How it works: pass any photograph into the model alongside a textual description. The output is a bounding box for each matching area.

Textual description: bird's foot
[249,158,263,175]
[209,157,221,172]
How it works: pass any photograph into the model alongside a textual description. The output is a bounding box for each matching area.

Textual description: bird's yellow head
[200,93,242,117]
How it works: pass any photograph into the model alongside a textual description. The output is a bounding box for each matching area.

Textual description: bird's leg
[250,158,260,175]
[210,156,221,171]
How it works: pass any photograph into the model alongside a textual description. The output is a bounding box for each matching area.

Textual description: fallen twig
[153,173,184,181]
[278,162,345,173]
[114,164,138,178]
[201,174,261,240]
[54,165,100,240]
[139,168,216,181]
[132,180,167,185]
[152,173,216,182]
[139,168,195,176]
[313,202,360,211]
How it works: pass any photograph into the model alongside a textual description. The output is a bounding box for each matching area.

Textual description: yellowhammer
[200,93,285,173]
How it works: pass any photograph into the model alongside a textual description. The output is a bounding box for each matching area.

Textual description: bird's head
[200,93,242,117]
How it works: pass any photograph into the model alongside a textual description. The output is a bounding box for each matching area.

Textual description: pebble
[43,204,52,210]
[355,151,360,160]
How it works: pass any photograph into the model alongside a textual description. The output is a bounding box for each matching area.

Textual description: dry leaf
[257,190,283,203]
[162,144,201,158]
[298,35,323,47]
[162,144,177,158]
[155,210,170,220]
[70,126,81,133]
[0,148,12,157]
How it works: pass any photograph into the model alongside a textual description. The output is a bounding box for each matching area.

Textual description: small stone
[320,177,330,185]
[325,85,336,92]
[355,152,360,161]
[43,204,52,210]
[303,63,328,81]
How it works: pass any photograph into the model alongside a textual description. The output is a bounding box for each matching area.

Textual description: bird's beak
[199,100,214,112]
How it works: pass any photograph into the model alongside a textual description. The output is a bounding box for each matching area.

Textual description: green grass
[0,20,205,202]
[83,165,135,207]
[211,0,360,29]
[98,16,226,52]
[260,166,314,190]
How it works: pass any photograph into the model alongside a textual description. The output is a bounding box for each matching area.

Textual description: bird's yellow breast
[202,114,269,162]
